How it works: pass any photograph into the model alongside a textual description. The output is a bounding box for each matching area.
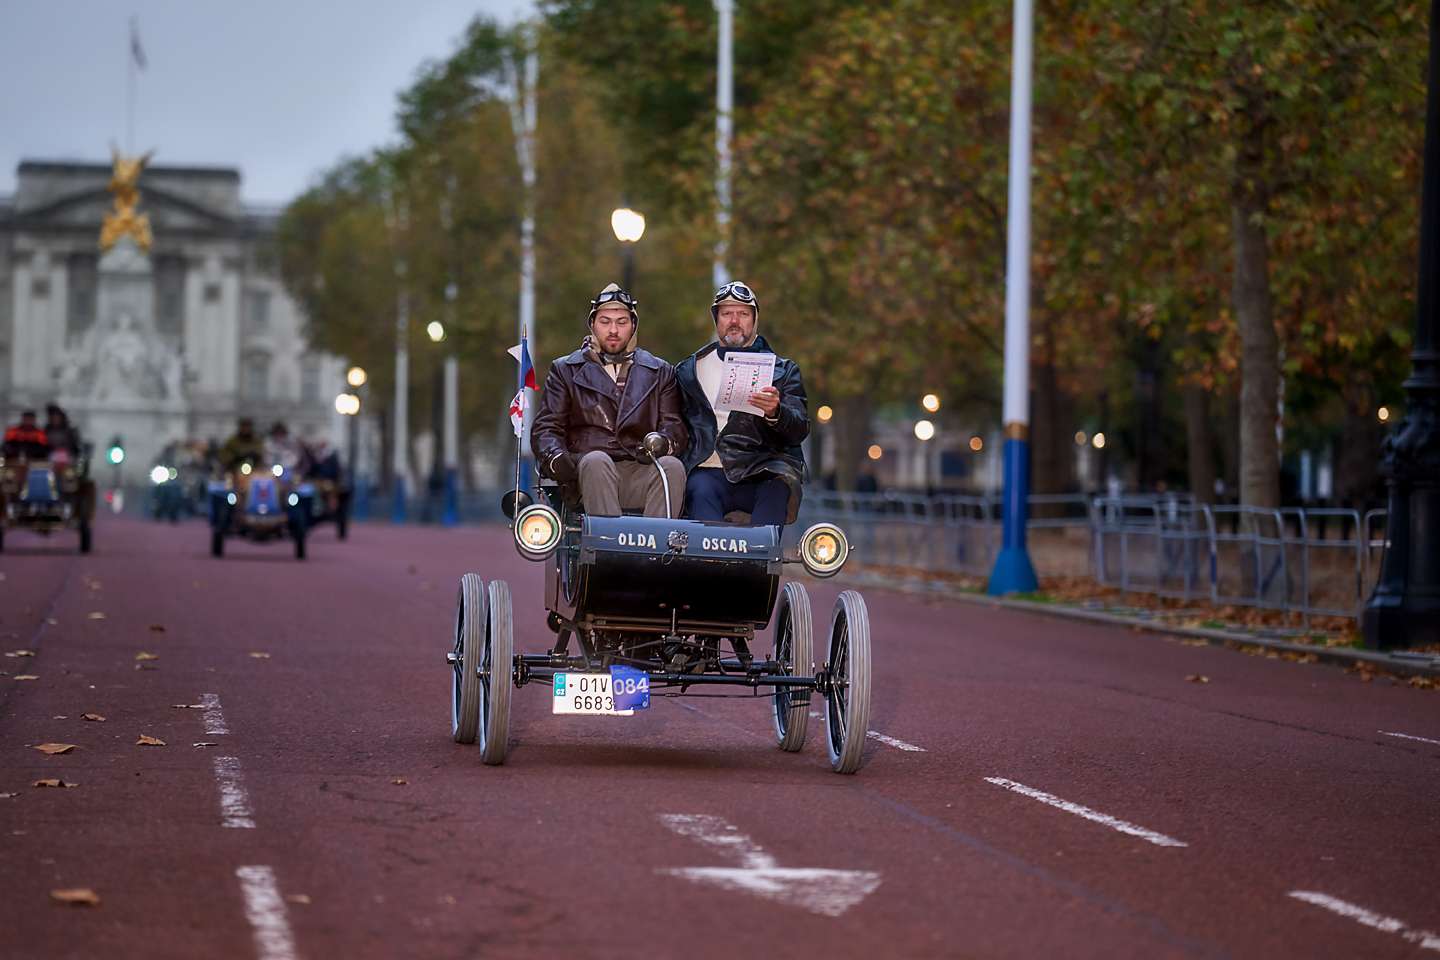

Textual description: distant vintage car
[0,448,95,553]
[448,438,873,774]
[305,476,352,540]
[207,459,314,560]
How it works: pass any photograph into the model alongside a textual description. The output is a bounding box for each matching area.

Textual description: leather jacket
[531,346,688,471]
[675,336,808,523]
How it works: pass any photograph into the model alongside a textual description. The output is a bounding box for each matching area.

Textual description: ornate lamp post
[611,207,646,291]
[1363,0,1440,648]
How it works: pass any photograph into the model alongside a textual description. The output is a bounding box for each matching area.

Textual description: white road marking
[867,731,926,752]
[657,813,881,917]
[1289,891,1440,951]
[983,777,1187,848]
[236,865,300,960]
[213,756,255,829]
[1380,730,1440,747]
[199,692,229,735]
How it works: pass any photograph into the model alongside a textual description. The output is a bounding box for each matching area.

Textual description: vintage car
[0,449,95,553]
[448,451,872,774]
[305,476,352,540]
[207,460,314,559]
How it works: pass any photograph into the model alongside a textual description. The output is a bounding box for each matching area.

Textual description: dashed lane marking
[983,777,1187,848]
[1380,730,1440,747]
[199,692,229,735]
[213,756,255,829]
[236,866,300,960]
[1289,891,1440,952]
[658,813,881,918]
[867,731,926,752]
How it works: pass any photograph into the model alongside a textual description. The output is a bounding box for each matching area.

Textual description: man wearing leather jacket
[531,283,687,517]
[676,281,808,527]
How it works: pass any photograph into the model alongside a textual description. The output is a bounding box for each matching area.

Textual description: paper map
[715,352,777,416]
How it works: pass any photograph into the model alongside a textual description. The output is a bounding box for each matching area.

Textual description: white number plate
[552,672,634,716]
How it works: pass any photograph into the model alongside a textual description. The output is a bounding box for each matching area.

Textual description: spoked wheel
[824,590,872,774]
[771,581,813,752]
[479,580,513,765]
[451,573,485,744]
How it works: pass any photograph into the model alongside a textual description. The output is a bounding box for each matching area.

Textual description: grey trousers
[577,451,686,518]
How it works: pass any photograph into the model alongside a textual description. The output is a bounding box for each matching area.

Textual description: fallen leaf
[0,791,18,798]
[52,715,68,720]
[134,652,160,662]
[13,675,39,681]
[4,649,35,657]
[171,703,205,709]
[50,888,100,906]
[136,735,166,746]
[45,618,58,625]
[81,713,105,722]
[439,894,456,905]
[391,778,408,786]
[34,743,77,755]
[191,742,218,748]
[1185,674,1211,684]
[286,894,312,905]
[32,779,78,788]
[249,652,271,659]
[148,624,166,633]
[86,612,106,620]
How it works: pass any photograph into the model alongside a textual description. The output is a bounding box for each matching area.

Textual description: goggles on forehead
[713,281,755,304]
[592,288,638,310]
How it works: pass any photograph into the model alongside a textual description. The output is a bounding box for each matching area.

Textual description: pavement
[1,516,1437,959]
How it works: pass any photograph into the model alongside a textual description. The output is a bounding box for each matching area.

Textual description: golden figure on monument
[100,147,155,252]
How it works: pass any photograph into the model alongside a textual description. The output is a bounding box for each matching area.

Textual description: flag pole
[126,17,136,153]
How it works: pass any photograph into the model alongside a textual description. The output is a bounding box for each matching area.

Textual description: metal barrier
[1091,497,1387,624]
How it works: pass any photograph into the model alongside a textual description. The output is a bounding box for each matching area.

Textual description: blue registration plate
[610,666,651,711]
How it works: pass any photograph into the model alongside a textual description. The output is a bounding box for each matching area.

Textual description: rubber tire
[337,509,349,540]
[293,521,307,560]
[772,581,813,752]
[79,521,92,554]
[0,527,5,553]
[451,573,484,744]
[211,529,224,557]
[824,590,872,775]
[479,580,513,765]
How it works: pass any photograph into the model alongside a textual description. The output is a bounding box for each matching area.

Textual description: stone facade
[0,160,345,482]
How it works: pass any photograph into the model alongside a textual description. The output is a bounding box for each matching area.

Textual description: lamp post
[423,319,449,524]
[987,0,1040,596]
[1363,0,1440,649]
[611,207,646,291]
[714,0,734,289]
[344,366,367,517]
[441,283,460,527]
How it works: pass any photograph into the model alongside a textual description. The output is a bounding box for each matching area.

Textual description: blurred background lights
[867,444,883,460]
[921,393,941,413]
[1092,432,1107,449]
[816,404,833,423]
[968,435,983,452]
[913,419,935,441]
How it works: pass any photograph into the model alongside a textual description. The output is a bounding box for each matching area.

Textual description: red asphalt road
[1,516,1437,959]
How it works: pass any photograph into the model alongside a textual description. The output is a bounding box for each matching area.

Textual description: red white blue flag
[507,338,537,437]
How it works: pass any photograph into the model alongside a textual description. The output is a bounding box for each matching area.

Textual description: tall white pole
[988,0,1039,595]
[390,195,410,523]
[509,33,539,489]
[713,0,734,289]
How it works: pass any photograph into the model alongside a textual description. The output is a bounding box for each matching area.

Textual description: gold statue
[100,147,154,253]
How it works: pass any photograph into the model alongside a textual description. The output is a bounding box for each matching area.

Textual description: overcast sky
[1,1,534,206]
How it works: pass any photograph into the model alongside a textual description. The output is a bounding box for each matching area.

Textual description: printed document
[715,352,777,416]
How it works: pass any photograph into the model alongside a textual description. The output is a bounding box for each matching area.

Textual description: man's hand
[749,386,781,418]
[548,452,579,483]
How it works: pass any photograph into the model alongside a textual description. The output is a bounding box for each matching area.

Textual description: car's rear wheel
[451,573,484,744]
[479,580,513,765]
[337,508,349,540]
[78,520,92,554]
[210,529,224,557]
[772,581,813,752]
[294,530,306,560]
[824,590,872,775]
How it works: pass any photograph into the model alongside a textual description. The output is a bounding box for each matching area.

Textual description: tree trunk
[1231,187,1280,510]
[1183,382,1216,503]
[832,393,873,493]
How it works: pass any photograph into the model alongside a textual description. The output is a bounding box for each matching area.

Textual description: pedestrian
[531,282,688,517]
[675,281,809,527]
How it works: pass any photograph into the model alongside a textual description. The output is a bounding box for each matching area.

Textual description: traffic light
[107,435,125,465]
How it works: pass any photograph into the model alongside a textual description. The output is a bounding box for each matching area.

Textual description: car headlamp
[271,464,284,477]
[799,522,849,578]
[150,465,169,485]
[513,503,562,560]
[240,463,252,476]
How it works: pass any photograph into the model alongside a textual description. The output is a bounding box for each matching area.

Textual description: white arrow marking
[658,813,881,917]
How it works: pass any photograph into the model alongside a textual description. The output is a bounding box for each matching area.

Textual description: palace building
[0,159,346,481]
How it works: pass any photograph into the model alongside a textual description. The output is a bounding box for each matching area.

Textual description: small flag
[130,18,147,70]
[508,337,537,438]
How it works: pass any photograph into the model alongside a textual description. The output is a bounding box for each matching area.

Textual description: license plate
[551,672,634,716]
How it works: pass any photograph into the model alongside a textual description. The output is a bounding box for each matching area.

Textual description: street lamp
[922,393,941,413]
[816,404,833,423]
[347,366,367,388]
[426,320,446,343]
[611,207,646,291]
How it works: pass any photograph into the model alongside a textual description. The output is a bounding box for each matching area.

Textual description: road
[1,516,1437,959]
